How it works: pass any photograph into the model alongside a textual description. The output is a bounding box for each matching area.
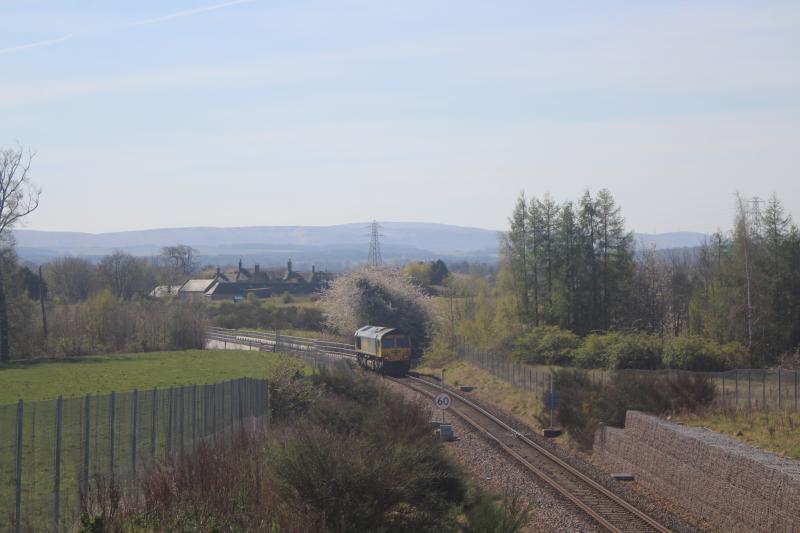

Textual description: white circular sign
[435,393,451,410]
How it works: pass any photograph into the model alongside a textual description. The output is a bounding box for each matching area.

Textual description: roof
[354,325,404,340]
[150,285,180,298]
[205,282,247,295]
[180,279,216,293]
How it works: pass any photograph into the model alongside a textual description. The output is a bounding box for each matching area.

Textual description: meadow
[0,349,304,404]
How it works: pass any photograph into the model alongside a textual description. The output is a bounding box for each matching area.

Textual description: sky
[2,0,799,234]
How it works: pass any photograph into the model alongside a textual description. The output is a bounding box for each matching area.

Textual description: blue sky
[2,0,799,233]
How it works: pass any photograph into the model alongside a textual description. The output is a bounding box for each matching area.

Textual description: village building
[151,259,328,302]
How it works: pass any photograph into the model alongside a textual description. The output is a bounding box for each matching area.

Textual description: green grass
[677,410,800,460]
[0,349,306,404]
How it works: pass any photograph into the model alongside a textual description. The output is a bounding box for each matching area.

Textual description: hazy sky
[2,0,799,234]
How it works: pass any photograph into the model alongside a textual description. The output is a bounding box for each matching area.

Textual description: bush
[719,341,750,368]
[463,491,530,533]
[512,326,579,365]
[572,332,621,368]
[554,369,716,449]
[209,300,323,331]
[606,333,662,370]
[662,336,726,371]
[82,371,474,532]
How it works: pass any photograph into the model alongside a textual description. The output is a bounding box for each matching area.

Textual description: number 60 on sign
[435,393,451,410]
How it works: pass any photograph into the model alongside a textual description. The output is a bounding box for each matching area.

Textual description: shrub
[719,341,750,368]
[572,332,621,368]
[662,336,725,371]
[606,333,662,370]
[512,326,579,365]
[554,369,716,449]
[463,491,531,533]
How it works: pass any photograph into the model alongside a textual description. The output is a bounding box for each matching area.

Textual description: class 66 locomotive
[354,325,412,376]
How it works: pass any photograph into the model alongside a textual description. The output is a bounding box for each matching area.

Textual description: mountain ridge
[13,223,709,268]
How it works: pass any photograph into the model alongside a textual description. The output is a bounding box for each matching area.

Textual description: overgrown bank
[80,368,529,532]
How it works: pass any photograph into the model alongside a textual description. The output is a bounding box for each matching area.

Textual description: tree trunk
[0,265,9,361]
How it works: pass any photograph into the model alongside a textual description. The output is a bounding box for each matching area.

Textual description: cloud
[0,0,256,56]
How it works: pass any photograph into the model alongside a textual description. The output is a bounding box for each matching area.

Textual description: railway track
[390,374,671,533]
[207,327,671,532]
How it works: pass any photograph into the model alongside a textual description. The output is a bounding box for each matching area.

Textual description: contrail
[0,34,76,56]
[127,0,255,28]
[0,0,256,56]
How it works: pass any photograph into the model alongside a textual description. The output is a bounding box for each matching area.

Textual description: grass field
[677,410,800,460]
[0,349,306,404]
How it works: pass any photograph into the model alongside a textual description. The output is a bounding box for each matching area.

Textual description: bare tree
[0,146,41,360]
[161,245,198,277]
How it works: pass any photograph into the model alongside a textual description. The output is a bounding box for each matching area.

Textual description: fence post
[762,371,767,409]
[82,395,90,500]
[166,387,174,457]
[150,388,158,458]
[192,385,198,444]
[179,386,185,452]
[735,371,739,410]
[131,390,138,479]
[748,370,752,410]
[778,368,782,410]
[109,392,116,475]
[229,381,234,435]
[52,396,63,528]
[202,385,208,437]
[212,383,218,434]
[14,399,23,533]
[795,370,798,412]
[722,374,726,410]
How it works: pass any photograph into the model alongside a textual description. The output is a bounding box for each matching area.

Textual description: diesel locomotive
[354,325,412,376]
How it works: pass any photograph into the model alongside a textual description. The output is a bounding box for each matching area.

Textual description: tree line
[501,189,800,366]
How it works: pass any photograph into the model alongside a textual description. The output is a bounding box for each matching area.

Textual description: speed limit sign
[435,393,451,410]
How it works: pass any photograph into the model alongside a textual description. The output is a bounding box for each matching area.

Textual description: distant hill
[635,232,708,250]
[13,224,709,270]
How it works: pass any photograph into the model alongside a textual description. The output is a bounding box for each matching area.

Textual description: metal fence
[0,377,270,532]
[453,337,800,412]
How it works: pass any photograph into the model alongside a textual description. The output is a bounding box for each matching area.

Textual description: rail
[207,327,359,359]
[391,374,671,533]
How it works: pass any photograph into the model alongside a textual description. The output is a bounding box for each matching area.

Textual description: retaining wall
[593,411,800,532]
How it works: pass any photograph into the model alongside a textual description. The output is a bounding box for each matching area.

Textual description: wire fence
[0,377,270,532]
[453,337,800,412]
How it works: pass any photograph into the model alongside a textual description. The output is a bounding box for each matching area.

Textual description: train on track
[354,325,412,376]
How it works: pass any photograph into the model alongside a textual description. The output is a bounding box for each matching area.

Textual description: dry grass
[677,409,800,460]
[416,360,544,431]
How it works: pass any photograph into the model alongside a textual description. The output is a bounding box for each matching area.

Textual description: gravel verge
[405,373,711,533]
[386,378,601,532]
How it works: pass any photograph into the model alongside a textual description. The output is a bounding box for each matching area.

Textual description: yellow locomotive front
[354,325,412,376]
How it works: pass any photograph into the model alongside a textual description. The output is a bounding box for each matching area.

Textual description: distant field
[0,349,305,404]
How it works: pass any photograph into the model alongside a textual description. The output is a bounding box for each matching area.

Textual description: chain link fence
[0,377,270,532]
[453,337,800,412]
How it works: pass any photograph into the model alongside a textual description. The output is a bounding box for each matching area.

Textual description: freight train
[354,325,412,376]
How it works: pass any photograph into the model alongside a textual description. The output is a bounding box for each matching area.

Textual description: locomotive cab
[354,325,412,376]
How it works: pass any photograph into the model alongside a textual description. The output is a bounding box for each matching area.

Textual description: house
[178,278,217,302]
